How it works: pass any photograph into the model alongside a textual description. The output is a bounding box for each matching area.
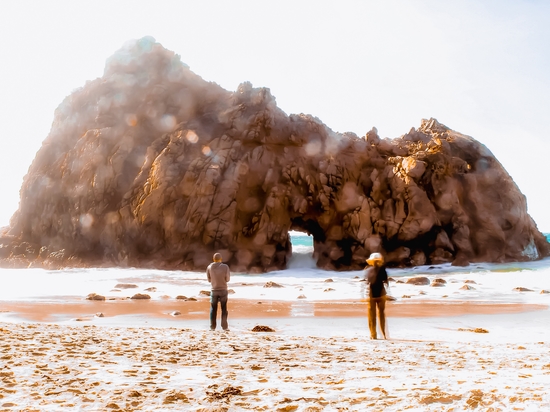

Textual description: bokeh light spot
[304,141,321,156]
[125,113,138,126]
[186,130,199,144]
[79,214,94,229]
[160,114,176,131]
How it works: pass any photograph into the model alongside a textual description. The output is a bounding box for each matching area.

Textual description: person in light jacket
[206,253,231,331]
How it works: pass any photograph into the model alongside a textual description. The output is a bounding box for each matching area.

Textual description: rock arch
[2,38,548,271]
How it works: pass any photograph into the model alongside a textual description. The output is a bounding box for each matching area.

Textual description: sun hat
[366,252,384,264]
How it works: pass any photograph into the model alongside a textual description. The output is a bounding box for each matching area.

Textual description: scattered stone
[170,311,181,316]
[458,328,489,333]
[388,277,396,282]
[130,293,151,300]
[264,281,284,288]
[114,284,138,289]
[406,276,430,285]
[176,295,188,300]
[323,288,335,292]
[144,287,157,292]
[297,294,307,299]
[324,279,334,283]
[460,285,475,290]
[418,290,427,295]
[386,295,397,301]
[513,287,533,292]
[540,290,550,294]
[199,290,211,296]
[431,278,447,287]
[464,280,477,284]
[110,289,121,292]
[86,293,105,301]
[251,325,275,332]
[95,312,104,318]
[228,289,235,294]
[402,295,412,299]
[186,297,197,301]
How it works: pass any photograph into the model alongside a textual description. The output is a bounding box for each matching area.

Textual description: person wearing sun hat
[364,252,389,339]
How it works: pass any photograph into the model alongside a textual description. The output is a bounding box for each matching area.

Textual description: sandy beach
[1,296,550,411]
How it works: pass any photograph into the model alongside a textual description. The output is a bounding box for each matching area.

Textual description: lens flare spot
[160,114,176,131]
[202,146,212,156]
[79,214,94,229]
[186,130,199,144]
[125,114,138,126]
[304,141,322,156]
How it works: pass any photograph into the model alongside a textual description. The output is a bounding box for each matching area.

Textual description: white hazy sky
[1,0,549,231]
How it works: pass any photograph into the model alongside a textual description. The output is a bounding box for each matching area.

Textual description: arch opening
[287,230,315,269]
[287,218,324,269]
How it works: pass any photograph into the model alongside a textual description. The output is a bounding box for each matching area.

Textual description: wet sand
[0,298,546,323]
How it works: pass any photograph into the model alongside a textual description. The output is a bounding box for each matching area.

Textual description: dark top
[365,265,388,298]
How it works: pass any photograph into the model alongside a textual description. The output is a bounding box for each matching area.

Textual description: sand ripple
[0,323,549,410]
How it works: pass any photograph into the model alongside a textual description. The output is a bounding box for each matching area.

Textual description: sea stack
[1,37,548,272]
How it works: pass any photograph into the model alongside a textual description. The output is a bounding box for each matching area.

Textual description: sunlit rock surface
[1,37,548,271]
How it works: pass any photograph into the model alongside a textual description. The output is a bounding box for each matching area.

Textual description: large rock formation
[1,37,548,271]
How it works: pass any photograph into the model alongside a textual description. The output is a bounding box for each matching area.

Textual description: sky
[1,0,550,230]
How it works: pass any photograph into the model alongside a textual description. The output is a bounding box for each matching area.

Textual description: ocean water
[0,231,550,307]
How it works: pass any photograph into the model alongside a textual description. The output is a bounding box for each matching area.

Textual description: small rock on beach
[131,293,151,300]
[251,325,275,332]
[114,283,139,289]
[264,281,284,288]
[407,276,430,285]
[86,293,105,301]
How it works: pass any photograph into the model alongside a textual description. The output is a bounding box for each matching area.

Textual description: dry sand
[1,299,550,410]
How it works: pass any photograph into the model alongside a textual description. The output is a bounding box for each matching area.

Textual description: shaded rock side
[1,37,548,272]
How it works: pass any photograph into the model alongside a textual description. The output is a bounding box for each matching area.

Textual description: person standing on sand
[206,253,231,331]
[364,252,389,339]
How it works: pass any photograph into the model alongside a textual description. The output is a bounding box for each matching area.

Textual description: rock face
[1,37,548,272]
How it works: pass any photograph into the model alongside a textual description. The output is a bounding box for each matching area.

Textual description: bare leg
[378,298,387,339]
[368,299,377,339]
